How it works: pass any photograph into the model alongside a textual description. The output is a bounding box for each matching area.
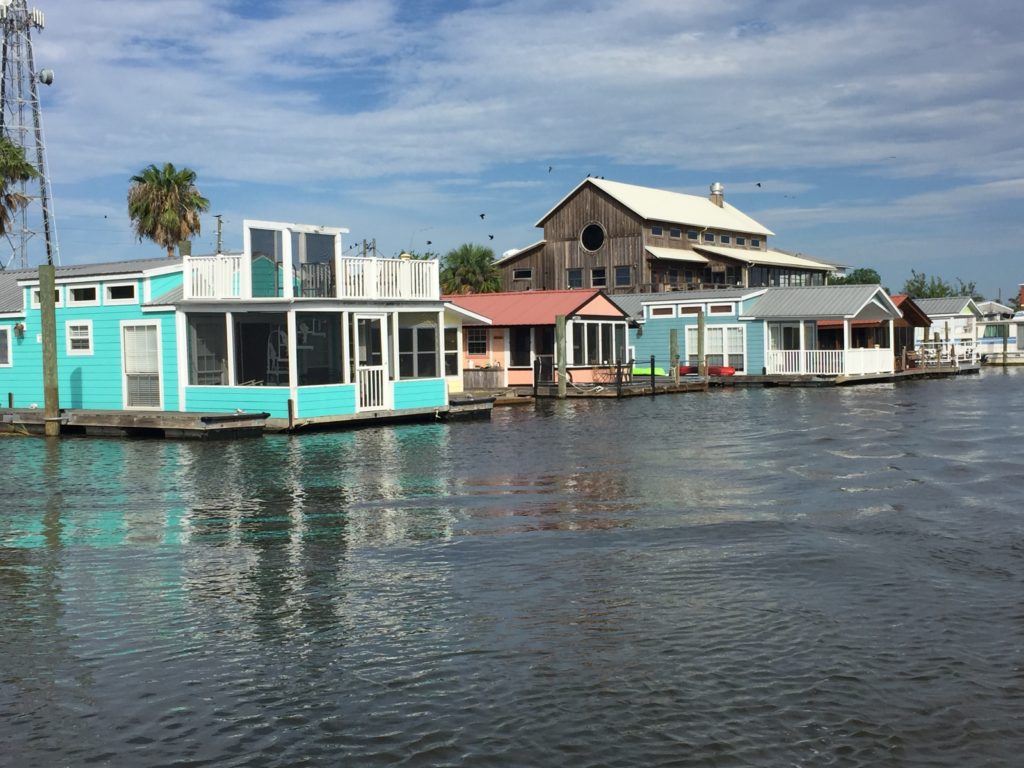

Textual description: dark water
[2,370,1024,767]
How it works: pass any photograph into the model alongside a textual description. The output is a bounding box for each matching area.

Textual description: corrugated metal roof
[694,244,836,270]
[610,288,764,320]
[444,289,625,326]
[147,286,184,305]
[536,178,774,236]
[744,285,900,320]
[0,271,23,313]
[645,246,708,264]
[914,297,982,317]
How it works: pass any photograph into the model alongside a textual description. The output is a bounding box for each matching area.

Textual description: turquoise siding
[393,378,446,409]
[746,322,766,374]
[297,385,356,418]
[186,386,292,419]
[149,272,183,302]
[1,291,178,410]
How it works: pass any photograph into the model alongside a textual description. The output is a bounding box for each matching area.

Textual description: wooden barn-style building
[496,178,838,295]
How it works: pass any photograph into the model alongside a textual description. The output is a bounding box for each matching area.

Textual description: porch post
[287,310,299,404]
[843,319,851,374]
[282,228,294,300]
[798,320,806,374]
[391,312,400,381]
[341,311,350,383]
[224,312,235,385]
[175,310,188,411]
[888,318,895,372]
[437,310,446,395]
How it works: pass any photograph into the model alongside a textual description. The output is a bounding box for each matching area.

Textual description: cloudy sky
[17,0,1024,299]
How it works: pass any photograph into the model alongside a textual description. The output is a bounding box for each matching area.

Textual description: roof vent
[710,182,724,207]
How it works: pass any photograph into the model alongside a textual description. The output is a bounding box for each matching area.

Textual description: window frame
[669,228,682,239]
[614,265,632,288]
[720,234,731,245]
[512,267,533,281]
[466,327,488,356]
[708,303,736,316]
[30,286,63,309]
[68,284,100,307]
[65,319,94,356]
[687,230,699,241]
[735,236,746,247]
[567,268,584,289]
[750,238,761,249]
[0,326,11,367]
[650,225,663,237]
[398,322,439,379]
[648,305,676,318]
[591,267,607,288]
[702,232,715,243]
[105,282,138,305]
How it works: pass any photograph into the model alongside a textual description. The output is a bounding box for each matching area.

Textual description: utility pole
[1,1,59,435]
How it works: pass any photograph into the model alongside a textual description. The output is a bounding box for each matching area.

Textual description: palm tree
[0,136,38,239]
[440,243,500,294]
[127,163,210,257]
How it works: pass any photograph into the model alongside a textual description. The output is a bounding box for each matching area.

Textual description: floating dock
[1,408,269,439]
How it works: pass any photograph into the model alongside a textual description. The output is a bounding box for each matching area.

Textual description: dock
[1,408,269,439]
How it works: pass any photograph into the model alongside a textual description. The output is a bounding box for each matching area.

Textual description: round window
[580,223,605,252]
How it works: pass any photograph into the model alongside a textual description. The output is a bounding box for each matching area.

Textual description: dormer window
[720,234,731,245]
[735,236,746,246]
[687,230,698,241]
[669,228,682,238]
[751,238,761,248]
[703,232,715,243]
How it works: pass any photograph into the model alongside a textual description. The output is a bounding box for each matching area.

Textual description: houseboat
[0,220,488,432]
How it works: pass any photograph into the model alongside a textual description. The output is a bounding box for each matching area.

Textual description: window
[614,265,632,288]
[651,225,663,236]
[709,303,735,315]
[580,223,605,252]
[512,268,533,281]
[235,313,288,385]
[649,306,675,317]
[188,314,228,385]
[735,236,746,246]
[571,320,627,366]
[106,283,137,304]
[467,327,488,355]
[703,232,715,243]
[69,285,99,306]
[669,228,682,239]
[0,327,10,367]
[686,325,746,371]
[687,230,699,241]
[750,238,761,248]
[678,306,701,316]
[66,321,93,356]
[983,324,1010,338]
[591,267,607,287]
[444,328,459,376]
[31,287,62,309]
[567,268,583,289]
[720,234,731,244]
[398,315,438,379]
[122,322,162,408]
[510,327,532,367]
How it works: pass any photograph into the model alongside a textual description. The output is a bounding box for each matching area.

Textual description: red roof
[444,289,625,326]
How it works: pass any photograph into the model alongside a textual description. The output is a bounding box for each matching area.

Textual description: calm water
[2,370,1023,767]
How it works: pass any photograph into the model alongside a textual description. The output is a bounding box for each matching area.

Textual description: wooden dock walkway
[1,408,269,439]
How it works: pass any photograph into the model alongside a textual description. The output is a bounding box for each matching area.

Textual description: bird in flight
[479,213,486,219]
[488,235,494,240]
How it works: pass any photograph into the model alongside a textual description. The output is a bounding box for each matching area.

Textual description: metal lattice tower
[0,0,58,267]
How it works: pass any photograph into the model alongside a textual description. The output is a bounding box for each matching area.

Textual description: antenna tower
[0,0,57,268]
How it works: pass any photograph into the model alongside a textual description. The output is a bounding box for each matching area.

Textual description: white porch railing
[767,348,894,376]
[183,254,440,301]
[337,257,439,300]
[186,254,242,299]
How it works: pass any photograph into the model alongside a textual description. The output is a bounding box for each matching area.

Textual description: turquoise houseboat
[0,220,481,429]
[614,284,903,377]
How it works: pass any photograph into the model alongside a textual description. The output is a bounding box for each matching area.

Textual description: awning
[645,246,709,264]
[694,244,836,270]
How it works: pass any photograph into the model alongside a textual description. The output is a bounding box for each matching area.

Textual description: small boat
[678,365,736,376]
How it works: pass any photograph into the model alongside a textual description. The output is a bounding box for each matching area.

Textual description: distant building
[496,178,839,294]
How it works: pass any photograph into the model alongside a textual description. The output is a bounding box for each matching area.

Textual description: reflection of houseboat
[0,220,487,431]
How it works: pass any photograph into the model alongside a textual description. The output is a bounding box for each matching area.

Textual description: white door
[353,315,388,410]
[123,323,162,408]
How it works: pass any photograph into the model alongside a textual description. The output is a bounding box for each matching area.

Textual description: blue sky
[19,0,1024,300]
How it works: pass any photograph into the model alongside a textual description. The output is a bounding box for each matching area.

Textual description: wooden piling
[38,264,60,437]
[556,315,567,399]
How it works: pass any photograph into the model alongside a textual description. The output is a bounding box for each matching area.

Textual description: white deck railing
[183,254,440,301]
[337,257,439,300]
[767,348,894,376]
[186,254,243,299]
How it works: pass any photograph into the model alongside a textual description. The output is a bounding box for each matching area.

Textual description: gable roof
[444,289,626,326]
[889,294,932,327]
[744,284,900,321]
[610,287,766,321]
[912,296,982,318]
[536,178,774,237]
[495,240,545,266]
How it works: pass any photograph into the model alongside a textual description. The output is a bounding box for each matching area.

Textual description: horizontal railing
[184,254,440,301]
[766,348,894,376]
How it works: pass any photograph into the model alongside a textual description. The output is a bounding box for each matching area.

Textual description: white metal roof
[494,240,545,266]
[694,244,836,271]
[536,178,774,236]
[644,246,708,264]
[743,284,901,320]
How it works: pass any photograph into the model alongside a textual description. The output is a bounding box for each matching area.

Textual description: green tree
[0,136,39,239]
[830,267,882,286]
[439,243,500,294]
[127,163,210,258]
[902,270,983,300]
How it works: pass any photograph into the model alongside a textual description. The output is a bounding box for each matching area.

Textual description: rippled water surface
[2,370,1024,766]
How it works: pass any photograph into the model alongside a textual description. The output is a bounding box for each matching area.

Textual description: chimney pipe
[710,182,724,207]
